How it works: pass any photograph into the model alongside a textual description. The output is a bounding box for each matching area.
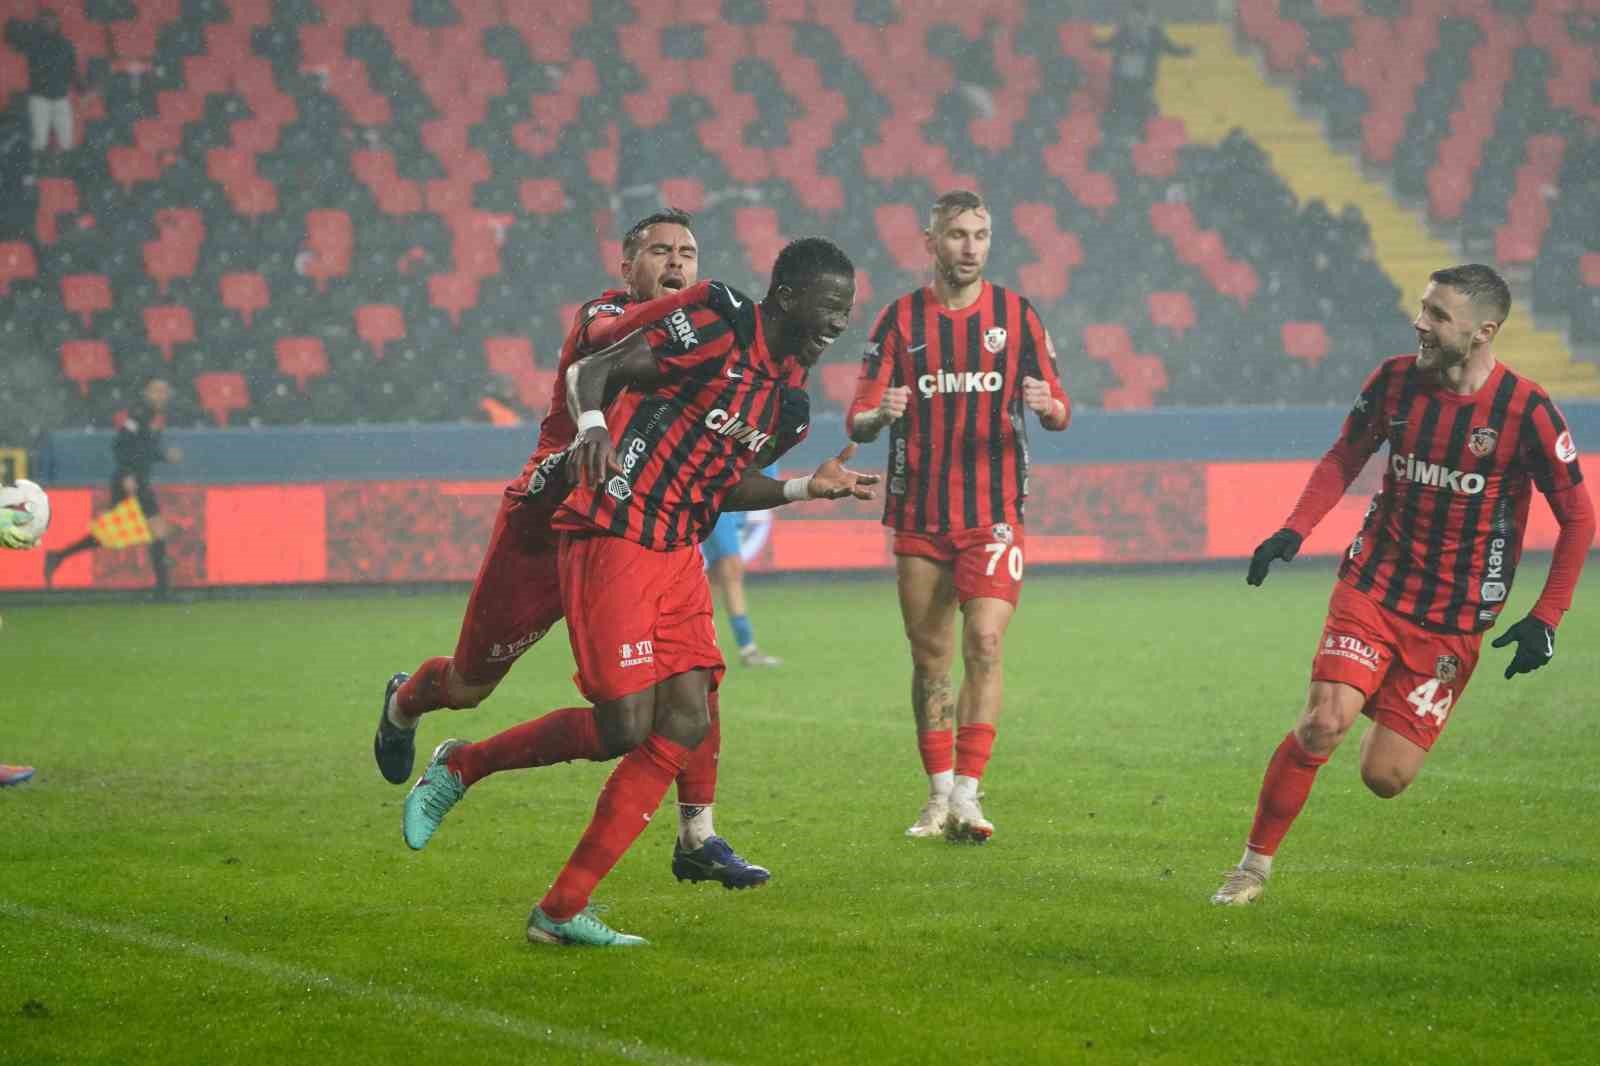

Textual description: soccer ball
[0,479,51,550]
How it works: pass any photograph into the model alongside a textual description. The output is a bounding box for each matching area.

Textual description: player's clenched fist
[1021,376,1056,416]
[879,386,910,422]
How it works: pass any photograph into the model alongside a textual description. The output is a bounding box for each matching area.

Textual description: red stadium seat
[195,371,250,427]
[1581,253,1600,289]
[429,273,479,328]
[143,305,195,362]
[874,204,927,274]
[519,179,567,215]
[275,337,329,392]
[657,177,706,213]
[355,305,406,361]
[220,272,269,326]
[107,146,162,191]
[1282,321,1330,367]
[1082,324,1132,362]
[34,177,78,245]
[61,340,114,396]
[61,274,112,329]
[0,241,38,295]
[819,363,860,413]
[1147,291,1196,335]
[485,336,537,379]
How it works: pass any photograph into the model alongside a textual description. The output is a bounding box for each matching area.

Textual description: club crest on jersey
[606,475,632,501]
[1555,430,1578,463]
[1468,426,1499,458]
[1435,655,1459,684]
[1347,535,1363,560]
[991,522,1014,545]
[984,327,1007,354]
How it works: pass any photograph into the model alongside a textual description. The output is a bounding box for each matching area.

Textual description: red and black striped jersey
[554,289,791,550]
[1288,355,1585,634]
[847,281,1069,534]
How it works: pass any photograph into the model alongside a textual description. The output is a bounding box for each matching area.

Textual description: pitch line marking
[0,901,725,1066]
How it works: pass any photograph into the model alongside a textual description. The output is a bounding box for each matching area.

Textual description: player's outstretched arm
[1245,528,1302,586]
[722,443,880,511]
[1497,481,1596,678]
[564,330,664,488]
[1490,616,1557,680]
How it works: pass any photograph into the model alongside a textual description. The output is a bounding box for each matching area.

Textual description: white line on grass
[0,901,724,1066]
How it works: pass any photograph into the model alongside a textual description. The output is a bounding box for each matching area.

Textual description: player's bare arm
[565,330,667,487]
[721,443,881,511]
[848,386,910,443]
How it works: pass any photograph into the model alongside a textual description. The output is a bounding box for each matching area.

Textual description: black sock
[149,539,170,593]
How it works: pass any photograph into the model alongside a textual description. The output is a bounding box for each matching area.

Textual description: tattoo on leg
[912,672,955,733]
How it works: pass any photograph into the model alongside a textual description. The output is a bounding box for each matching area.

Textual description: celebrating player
[847,190,1070,842]
[1213,264,1595,905]
[377,210,805,888]
[407,238,874,945]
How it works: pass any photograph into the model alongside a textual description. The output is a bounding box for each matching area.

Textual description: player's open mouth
[661,276,685,290]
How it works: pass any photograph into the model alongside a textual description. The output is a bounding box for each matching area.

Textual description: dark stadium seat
[61,340,115,396]
[194,371,251,427]
[143,305,195,363]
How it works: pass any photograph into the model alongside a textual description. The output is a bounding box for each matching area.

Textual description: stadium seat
[275,337,329,393]
[355,305,406,361]
[143,306,195,363]
[61,274,112,329]
[1282,321,1331,367]
[220,273,269,326]
[34,177,78,245]
[194,371,251,427]
[429,274,480,328]
[0,242,38,296]
[485,336,537,379]
[819,363,859,412]
[1147,292,1196,335]
[107,146,162,191]
[1083,324,1133,362]
[518,179,567,215]
[874,204,927,274]
[61,340,114,397]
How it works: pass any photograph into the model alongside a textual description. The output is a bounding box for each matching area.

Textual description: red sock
[447,706,603,788]
[396,657,453,717]
[955,723,997,779]
[917,729,954,776]
[539,734,691,921]
[675,688,719,806]
[1246,731,1329,856]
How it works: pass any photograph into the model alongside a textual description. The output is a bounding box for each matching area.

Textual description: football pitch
[4,564,1597,1065]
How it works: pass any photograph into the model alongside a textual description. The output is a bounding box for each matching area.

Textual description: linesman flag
[89,496,153,548]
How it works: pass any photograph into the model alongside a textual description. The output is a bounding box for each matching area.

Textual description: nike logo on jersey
[907,344,928,353]
[718,283,743,309]
[727,368,743,379]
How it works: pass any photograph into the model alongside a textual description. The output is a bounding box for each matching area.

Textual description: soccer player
[44,377,182,599]
[847,190,1071,842]
[1212,264,1595,906]
[377,209,790,886]
[406,238,872,946]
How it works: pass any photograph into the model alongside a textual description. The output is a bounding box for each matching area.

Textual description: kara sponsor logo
[917,370,1003,398]
[705,408,773,453]
[488,626,551,663]
[1390,453,1486,494]
[983,327,1008,354]
[606,436,649,500]
[1480,533,1508,602]
[889,437,907,495]
[1555,430,1578,463]
[1320,633,1381,672]
[619,639,654,668]
[665,308,699,349]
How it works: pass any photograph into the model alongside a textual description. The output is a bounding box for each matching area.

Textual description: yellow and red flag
[89,496,152,548]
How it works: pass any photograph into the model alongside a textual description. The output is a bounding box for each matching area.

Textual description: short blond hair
[928,190,988,234]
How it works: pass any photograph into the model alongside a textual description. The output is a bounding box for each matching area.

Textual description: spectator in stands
[4,11,85,157]
[1095,1,1191,140]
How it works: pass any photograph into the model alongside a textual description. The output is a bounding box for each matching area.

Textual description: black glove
[703,280,758,348]
[757,385,810,466]
[1246,528,1303,586]
[1490,615,1555,680]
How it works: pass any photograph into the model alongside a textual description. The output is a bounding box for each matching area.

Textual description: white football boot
[1211,862,1269,906]
[905,794,951,838]
[946,793,994,842]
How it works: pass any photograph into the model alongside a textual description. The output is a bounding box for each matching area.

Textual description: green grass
[3,564,1597,1065]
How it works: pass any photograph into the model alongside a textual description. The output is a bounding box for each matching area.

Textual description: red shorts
[559,532,725,703]
[452,490,564,686]
[1310,581,1482,751]
[894,524,1025,606]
